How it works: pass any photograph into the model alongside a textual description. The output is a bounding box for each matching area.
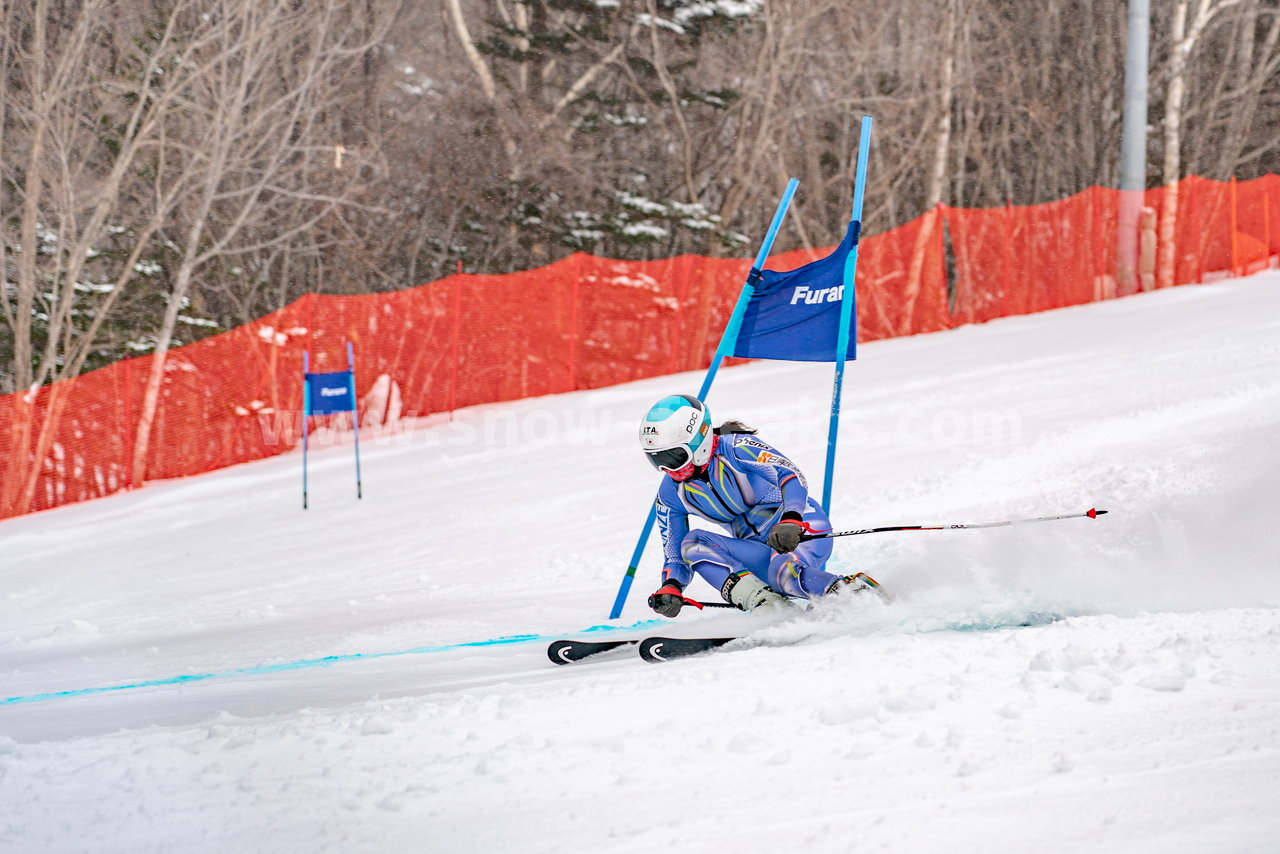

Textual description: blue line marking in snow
[0,618,666,707]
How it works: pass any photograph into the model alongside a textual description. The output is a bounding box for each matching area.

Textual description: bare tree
[905,0,959,319]
[1208,2,1280,178]
[0,0,217,515]
[1157,0,1244,287]
[128,0,389,485]
[7,0,1280,427]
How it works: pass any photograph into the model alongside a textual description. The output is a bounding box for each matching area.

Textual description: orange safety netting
[2,174,1277,520]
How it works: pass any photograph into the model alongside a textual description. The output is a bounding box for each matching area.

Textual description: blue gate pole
[821,116,873,513]
[608,178,800,619]
[696,177,800,399]
[302,351,311,510]
[348,342,363,500]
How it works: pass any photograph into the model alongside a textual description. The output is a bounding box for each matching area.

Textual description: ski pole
[666,596,739,611]
[799,507,1108,542]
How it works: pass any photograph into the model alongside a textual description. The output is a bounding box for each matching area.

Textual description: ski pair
[547,635,735,665]
[551,571,887,664]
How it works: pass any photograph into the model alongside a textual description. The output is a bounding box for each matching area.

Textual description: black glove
[767,513,806,553]
[648,581,691,618]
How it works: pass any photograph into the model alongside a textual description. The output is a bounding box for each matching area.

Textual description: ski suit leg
[679,529,774,592]
[768,540,838,599]
[767,512,839,600]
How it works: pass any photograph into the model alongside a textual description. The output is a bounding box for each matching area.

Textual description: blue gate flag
[302,342,363,510]
[305,371,356,415]
[730,221,858,362]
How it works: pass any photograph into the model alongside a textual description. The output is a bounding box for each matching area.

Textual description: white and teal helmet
[639,394,713,475]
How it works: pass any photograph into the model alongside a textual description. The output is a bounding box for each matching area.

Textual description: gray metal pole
[1117,0,1150,295]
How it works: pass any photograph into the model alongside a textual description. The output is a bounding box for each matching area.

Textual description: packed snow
[2,272,1279,853]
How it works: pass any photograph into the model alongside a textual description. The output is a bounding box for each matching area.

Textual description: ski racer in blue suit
[639,394,876,617]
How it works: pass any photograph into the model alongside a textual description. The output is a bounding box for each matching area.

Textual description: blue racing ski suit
[656,431,840,600]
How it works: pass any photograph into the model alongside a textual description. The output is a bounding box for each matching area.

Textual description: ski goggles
[644,445,692,472]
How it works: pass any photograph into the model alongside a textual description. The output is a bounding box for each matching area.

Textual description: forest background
[3,0,1278,399]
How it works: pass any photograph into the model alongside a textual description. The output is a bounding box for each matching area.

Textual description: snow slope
[2,272,1279,853]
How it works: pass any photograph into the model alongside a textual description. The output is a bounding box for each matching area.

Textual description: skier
[639,393,878,617]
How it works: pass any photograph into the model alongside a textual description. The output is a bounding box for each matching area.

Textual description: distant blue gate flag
[306,371,356,415]
[302,342,363,510]
[730,221,859,362]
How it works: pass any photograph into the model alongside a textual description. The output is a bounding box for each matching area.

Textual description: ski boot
[720,570,791,613]
[825,572,887,600]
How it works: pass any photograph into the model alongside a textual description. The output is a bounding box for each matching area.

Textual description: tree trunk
[1157,0,1244,288]
[1157,0,1191,289]
[130,257,200,487]
[12,0,49,396]
[905,0,956,326]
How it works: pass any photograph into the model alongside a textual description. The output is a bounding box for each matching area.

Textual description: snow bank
[1,272,1278,853]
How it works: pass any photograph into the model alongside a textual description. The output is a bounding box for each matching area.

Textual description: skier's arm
[727,438,813,551]
[655,480,693,588]
[727,438,811,516]
[776,469,810,518]
[769,468,811,551]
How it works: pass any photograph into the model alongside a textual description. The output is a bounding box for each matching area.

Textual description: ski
[638,636,737,663]
[547,638,638,665]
